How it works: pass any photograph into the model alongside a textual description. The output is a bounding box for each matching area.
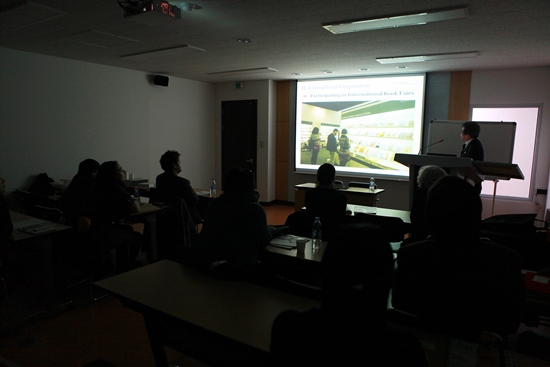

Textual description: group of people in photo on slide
[309,127,351,166]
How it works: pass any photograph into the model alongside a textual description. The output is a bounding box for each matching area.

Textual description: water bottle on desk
[369,177,376,193]
[209,178,216,198]
[133,187,141,205]
[312,217,322,250]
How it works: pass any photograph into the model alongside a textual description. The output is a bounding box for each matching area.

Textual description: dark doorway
[221,100,258,189]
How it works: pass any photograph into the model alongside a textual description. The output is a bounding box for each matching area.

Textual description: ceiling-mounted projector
[123,0,181,20]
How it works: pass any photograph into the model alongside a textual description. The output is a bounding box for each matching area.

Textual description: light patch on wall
[472,106,539,199]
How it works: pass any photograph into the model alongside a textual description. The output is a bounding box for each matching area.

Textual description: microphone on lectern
[418,139,444,155]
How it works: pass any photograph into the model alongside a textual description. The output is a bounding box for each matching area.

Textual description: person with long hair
[337,128,351,166]
[85,161,144,273]
[58,159,100,226]
[309,127,321,165]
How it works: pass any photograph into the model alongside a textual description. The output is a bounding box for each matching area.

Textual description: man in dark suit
[326,128,339,165]
[155,150,201,224]
[460,121,484,160]
[460,121,484,193]
[392,176,523,336]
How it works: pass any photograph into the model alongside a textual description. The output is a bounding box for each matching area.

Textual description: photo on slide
[295,75,425,180]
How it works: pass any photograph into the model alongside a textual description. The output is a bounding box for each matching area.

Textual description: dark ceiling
[1,0,549,83]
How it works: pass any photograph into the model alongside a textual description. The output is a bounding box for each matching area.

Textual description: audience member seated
[84,161,144,273]
[406,165,447,244]
[392,176,523,336]
[154,150,201,225]
[194,167,271,275]
[304,163,347,241]
[270,224,428,367]
[1,172,30,298]
[58,159,100,226]
[0,173,13,243]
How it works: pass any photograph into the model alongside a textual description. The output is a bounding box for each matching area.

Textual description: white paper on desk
[349,205,377,214]
[15,219,55,235]
[196,191,211,196]
[269,235,299,249]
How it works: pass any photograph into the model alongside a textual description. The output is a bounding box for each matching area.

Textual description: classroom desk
[294,183,384,211]
[266,237,327,263]
[94,260,320,367]
[94,260,547,367]
[266,206,411,263]
[9,211,73,310]
[130,203,168,262]
[346,204,411,223]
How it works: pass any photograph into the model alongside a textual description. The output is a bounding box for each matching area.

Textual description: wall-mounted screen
[294,74,426,180]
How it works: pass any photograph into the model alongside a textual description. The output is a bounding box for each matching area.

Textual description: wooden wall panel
[276,120,289,162]
[276,81,290,121]
[448,71,472,120]
[275,81,290,201]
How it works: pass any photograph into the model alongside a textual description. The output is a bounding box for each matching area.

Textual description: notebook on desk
[347,204,377,214]
[269,226,297,249]
[18,222,56,235]
[269,234,299,250]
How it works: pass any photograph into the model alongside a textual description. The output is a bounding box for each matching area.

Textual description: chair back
[156,197,198,260]
[348,181,369,188]
[33,205,65,223]
[351,213,405,243]
[284,211,315,238]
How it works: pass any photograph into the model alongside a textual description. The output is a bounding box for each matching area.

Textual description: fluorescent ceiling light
[64,30,139,48]
[123,45,205,61]
[208,67,278,77]
[323,6,468,34]
[376,52,479,64]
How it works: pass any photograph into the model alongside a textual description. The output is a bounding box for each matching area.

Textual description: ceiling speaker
[154,75,169,87]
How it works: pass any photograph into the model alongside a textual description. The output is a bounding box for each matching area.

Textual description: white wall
[2,46,547,218]
[470,67,550,221]
[214,80,277,202]
[0,47,215,200]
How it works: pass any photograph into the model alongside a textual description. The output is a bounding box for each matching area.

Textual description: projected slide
[295,74,425,180]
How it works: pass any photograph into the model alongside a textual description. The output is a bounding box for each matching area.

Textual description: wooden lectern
[395,153,523,214]
[395,154,483,207]
[470,161,524,215]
